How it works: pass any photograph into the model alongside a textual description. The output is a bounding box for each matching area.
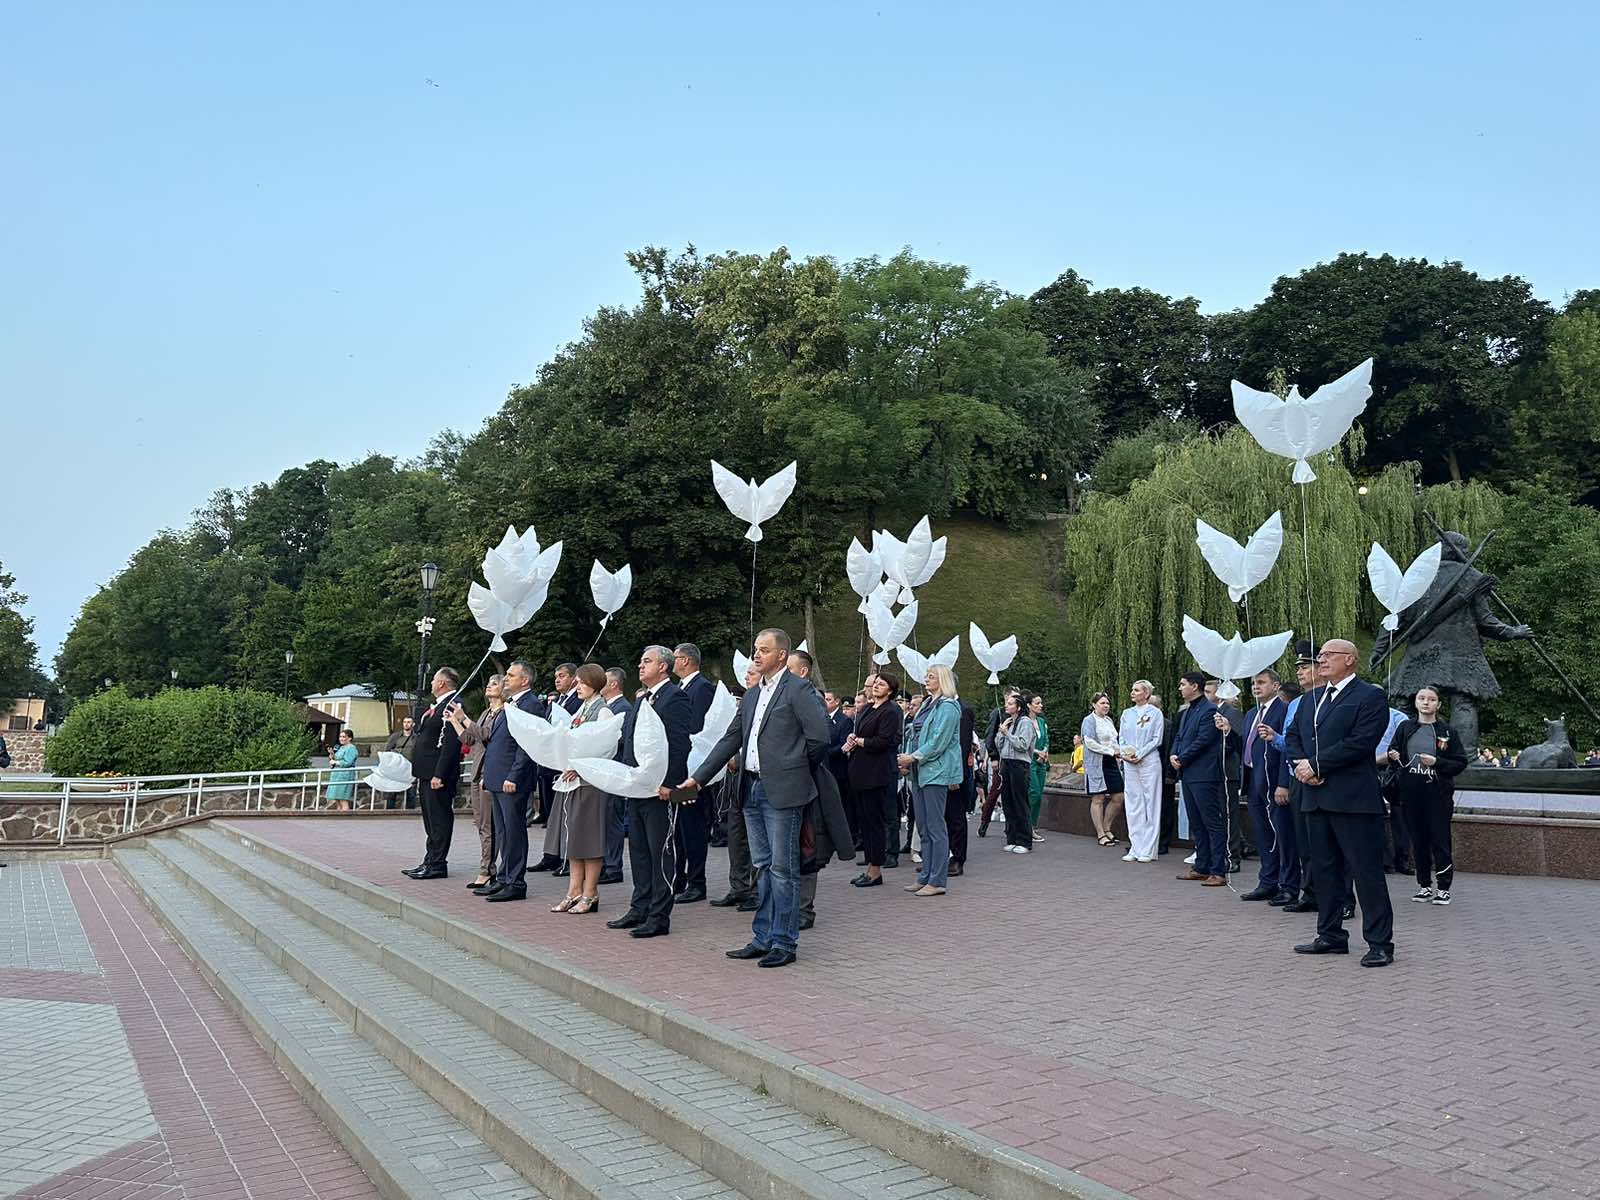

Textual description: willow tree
[1065,426,1502,697]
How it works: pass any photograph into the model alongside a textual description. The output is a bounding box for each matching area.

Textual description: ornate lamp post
[170,668,178,688]
[283,650,294,699]
[416,563,440,707]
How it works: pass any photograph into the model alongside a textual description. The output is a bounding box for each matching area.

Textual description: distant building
[5,697,48,733]
[301,685,415,742]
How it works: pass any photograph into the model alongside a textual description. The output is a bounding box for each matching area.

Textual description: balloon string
[436,644,496,750]
[749,541,758,646]
[1299,482,1320,768]
[581,624,605,664]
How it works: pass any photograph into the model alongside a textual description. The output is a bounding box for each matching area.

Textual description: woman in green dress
[1027,695,1050,842]
[326,728,359,810]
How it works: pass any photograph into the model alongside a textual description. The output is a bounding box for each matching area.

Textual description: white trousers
[1123,754,1162,860]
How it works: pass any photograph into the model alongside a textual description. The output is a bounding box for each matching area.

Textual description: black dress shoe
[710,892,752,907]
[1239,886,1276,901]
[528,856,559,873]
[799,912,814,930]
[630,923,669,938]
[758,948,797,968]
[1360,947,1395,967]
[1268,891,1296,906]
[851,875,882,888]
[675,887,707,903]
[709,835,728,848]
[1342,901,1356,920]
[486,887,527,902]
[1227,859,1243,874]
[736,897,758,912]
[726,943,769,960]
[1294,938,1349,955]
[552,865,570,878]
[977,824,988,838]
[467,879,491,891]
[606,913,644,929]
[479,883,506,898]
[884,855,899,869]
[410,867,447,880]
[401,864,427,878]
[1283,898,1318,913]
[597,871,624,885]
[948,862,964,877]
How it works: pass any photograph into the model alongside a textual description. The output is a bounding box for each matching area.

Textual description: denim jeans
[912,783,950,887]
[745,780,803,953]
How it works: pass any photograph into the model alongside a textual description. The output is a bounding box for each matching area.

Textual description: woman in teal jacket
[896,665,962,895]
[326,728,359,810]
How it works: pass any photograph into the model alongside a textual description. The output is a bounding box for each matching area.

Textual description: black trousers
[1403,787,1455,891]
[672,793,708,893]
[946,777,970,866]
[492,788,529,887]
[535,769,554,824]
[1306,809,1393,951]
[1000,759,1033,846]
[1292,783,1352,903]
[1158,776,1178,852]
[625,797,675,928]
[419,777,458,869]
[857,784,893,867]
[1384,787,1413,871]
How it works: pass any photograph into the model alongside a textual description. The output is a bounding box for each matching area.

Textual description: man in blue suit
[1282,638,1396,966]
[1229,668,1297,904]
[598,667,634,886]
[670,643,716,903]
[605,645,693,938]
[480,659,548,901]
[1170,671,1227,885]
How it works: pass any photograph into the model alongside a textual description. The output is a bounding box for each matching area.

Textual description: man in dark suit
[599,667,633,885]
[1207,680,1252,870]
[1228,669,1297,904]
[1170,671,1227,886]
[605,645,693,939]
[476,659,547,901]
[1153,693,1178,854]
[403,667,463,880]
[670,643,716,903]
[1283,638,1396,966]
[680,628,829,968]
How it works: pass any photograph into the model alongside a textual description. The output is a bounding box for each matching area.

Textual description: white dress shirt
[745,670,786,772]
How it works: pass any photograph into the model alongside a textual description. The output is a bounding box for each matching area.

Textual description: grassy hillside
[740,515,1075,711]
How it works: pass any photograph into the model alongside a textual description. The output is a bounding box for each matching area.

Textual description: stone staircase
[115,823,1121,1200]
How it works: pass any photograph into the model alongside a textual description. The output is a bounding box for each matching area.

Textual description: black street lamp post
[416,563,439,706]
[284,650,294,699]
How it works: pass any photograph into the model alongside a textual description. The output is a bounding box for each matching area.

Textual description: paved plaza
[0,860,381,1200]
[236,814,1600,1200]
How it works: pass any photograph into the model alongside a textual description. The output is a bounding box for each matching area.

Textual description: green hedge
[47,686,315,776]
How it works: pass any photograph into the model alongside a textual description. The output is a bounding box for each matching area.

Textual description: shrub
[46,686,314,776]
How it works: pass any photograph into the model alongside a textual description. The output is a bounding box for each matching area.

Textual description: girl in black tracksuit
[1387,687,1470,903]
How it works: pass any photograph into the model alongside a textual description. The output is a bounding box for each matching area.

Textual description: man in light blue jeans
[745,779,803,955]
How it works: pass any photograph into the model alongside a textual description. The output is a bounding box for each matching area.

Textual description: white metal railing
[0,761,475,845]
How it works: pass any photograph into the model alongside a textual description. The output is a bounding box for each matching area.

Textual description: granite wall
[0,730,47,773]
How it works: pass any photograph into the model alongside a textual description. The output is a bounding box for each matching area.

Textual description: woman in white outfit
[1117,679,1164,863]
[1079,694,1124,846]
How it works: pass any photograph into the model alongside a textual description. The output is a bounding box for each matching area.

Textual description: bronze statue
[1371,531,1533,756]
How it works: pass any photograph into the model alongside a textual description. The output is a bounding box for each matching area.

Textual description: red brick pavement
[233,814,1600,1199]
[3,862,382,1200]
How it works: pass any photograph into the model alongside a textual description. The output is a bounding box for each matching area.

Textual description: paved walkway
[237,814,1600,1200]
[0,861,381,1200]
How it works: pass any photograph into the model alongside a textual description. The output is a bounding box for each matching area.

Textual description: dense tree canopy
[0,562,43,701]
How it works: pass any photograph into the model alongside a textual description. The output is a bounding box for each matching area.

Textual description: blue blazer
[1242,695,1288,797]
[680,673,716,732]
[640,680,693,789]
[1281,677,1389,815]
[494,690,548,794]
[1172,697,1222,782]
[607,695,637,767]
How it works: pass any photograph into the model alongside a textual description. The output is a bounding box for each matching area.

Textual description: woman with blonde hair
[895,665,961,895]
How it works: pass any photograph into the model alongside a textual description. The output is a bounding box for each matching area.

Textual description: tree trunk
[1444,446,1462,483]
[804,594,823,692]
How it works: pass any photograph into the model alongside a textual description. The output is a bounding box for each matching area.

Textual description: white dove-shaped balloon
[847,538,884,614]
[710,460,797,543]
[1367,541,1443,632]
[468,580,549,653]
[968,622,1018,685]
[504,702,623,792]
[1195,512,1284,603]
[732,649,755,684]
[867,598,919,664]
[908,533,948,590]
[686,682,739,786]
[362,751,415,793]
[470,524,563,650]
[589,560,632,628]
[1181,615,1294,701]
[1231,359,1374,483]
[896,634,959,684]
[874,519,935,604]
[571,691,669,798]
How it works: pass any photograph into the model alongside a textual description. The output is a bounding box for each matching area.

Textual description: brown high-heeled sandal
[570,895,599,914]
[550,895,580,913]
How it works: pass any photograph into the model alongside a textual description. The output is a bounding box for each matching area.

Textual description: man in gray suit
[679,628,828,968]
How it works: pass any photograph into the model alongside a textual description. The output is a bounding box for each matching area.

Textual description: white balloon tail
[899,586,915,604]
[873,651,890,664]
[1228,586,1245,603]
[491,634,507,652]
[1383,614,1399,631]
[1293,460,1317,484]
[746,524,763,542]
[987,671,1000,685]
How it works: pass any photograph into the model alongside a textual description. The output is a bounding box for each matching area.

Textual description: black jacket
[413,691,463,790]
[848,700,904,789]
[1389,718,1470,796]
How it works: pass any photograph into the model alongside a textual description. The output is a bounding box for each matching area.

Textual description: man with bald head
[1282,638,1396,967]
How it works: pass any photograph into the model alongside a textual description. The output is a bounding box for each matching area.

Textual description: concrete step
[195,820,1116,1200]
[116,847,548,1200]
[136,834,750,1200]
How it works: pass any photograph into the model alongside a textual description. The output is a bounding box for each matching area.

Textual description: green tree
[1085,417,1200,498]
[1227,253,1551,484]
[1511,306,1600,504]
[234,461,337,589]
[0,562,42,699]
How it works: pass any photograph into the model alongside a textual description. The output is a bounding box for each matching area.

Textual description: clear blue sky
[4,1,1597,663]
